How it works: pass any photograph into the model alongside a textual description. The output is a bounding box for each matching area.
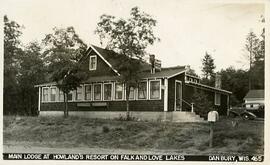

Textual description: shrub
[102,126,110,133]
[191,89,215,118]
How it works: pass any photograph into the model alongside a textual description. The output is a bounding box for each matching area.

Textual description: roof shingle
[244,90,264,99]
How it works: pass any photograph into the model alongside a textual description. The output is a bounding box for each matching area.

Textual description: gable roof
[89,45,152,75]
[89,45,120,76]
[244,90,264,99]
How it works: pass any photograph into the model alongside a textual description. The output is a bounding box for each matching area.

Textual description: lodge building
[35,45,232,122]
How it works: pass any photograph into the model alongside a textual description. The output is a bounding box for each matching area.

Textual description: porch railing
[182,99,194,113]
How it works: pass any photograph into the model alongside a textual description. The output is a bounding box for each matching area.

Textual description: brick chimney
[215,73,222,89]
[149,54,161,74]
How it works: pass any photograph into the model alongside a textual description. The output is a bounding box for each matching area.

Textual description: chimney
[215,73,222,89]
[149,54,161,74]
[149,54,155,74]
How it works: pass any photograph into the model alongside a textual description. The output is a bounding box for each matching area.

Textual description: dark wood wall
[183,84,229,116]
[80,50,117,77]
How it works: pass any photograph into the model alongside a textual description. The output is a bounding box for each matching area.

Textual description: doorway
[175,80,182,111]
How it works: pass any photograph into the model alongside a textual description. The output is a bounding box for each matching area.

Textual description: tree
[201,52,216,86]
[50,60,85,117]
[218,67,249,105]
[4,15,23,115]
[245,31,259,90]
[95,7,160,119]
[185,66,199,77]
[17,42,46,115]
[42,27,87,117]
[244,16,265,90]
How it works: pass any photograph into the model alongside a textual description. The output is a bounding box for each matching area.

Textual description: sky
[1,0,265,76]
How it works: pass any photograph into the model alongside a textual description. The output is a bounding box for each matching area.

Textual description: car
[228,103,264,120]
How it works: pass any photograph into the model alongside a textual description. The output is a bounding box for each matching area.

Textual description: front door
[175,81,182,111]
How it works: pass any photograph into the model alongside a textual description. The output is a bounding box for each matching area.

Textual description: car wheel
[242,114,250,120]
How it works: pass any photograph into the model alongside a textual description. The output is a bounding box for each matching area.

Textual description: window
[85,85,92,100]
[138,81,147,99]
[215,93,221,106]
[93,84,102,100]
[76,86,83,100]
[104,83,112,100]
[115,83,124,100]
[67,91,73,101]
[127,87,135,100]
[42,88,49,102]
[89,55,97,70]
[50,87,56,101]
[59,90,64,101]
[150,80,161,99]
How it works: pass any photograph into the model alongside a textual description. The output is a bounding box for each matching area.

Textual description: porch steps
[171,111,205,122]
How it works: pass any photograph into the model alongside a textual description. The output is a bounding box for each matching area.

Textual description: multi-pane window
[215,93,221,106]
[94,84,102,100]
[138,81,147,99]
[42,88,49,102]
[150,80,160,99]
[59,90,64,101]
[104,83,112,100]
[85,85,92,100]
[89,55,97,70]
[115,83,123,100]
[76,86,83,100]
[67,91,73,101]
[128,87,135,100]
[50,87,56,101]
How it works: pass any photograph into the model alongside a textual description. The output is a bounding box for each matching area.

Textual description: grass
[3,115,264,154]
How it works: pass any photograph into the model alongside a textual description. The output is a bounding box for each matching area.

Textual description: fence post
[191,103,194,113]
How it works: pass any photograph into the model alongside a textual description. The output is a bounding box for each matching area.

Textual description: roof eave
[186,81,232,94]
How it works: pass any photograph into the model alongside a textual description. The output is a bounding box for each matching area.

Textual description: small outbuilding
[244,89,264,104]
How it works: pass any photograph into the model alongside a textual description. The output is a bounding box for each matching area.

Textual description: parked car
[229,103,264,120]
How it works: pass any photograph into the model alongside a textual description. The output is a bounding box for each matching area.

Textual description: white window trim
[103,83,113,101]
[67,90,74,102]
[149,79,162,100]
[93,83,103,101]
[50,87,57,102]
[76,85,83,101]
[42,87,50,102]
[89,55,97,71]
[126,86,136,100]
[84,84,92,101]
[114,82,124,101]
[215,92,221,106]
[137,80,148,100]
[59,89,64,102]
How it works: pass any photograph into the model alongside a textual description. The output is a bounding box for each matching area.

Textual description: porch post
[38,87,41,112]
[164,78,168,112]
[226,94,230,116]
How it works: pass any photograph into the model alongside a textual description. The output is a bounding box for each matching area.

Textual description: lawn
[3,115,264,155]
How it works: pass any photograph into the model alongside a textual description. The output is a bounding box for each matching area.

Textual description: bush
[116,114,138,121]
[102,126,110,133]
[191,89,215,118]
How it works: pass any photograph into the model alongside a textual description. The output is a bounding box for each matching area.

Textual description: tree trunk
[64,92,68,117]
[126,84,130,120]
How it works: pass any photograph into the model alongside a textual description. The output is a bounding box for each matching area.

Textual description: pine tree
[201,52,216,86]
